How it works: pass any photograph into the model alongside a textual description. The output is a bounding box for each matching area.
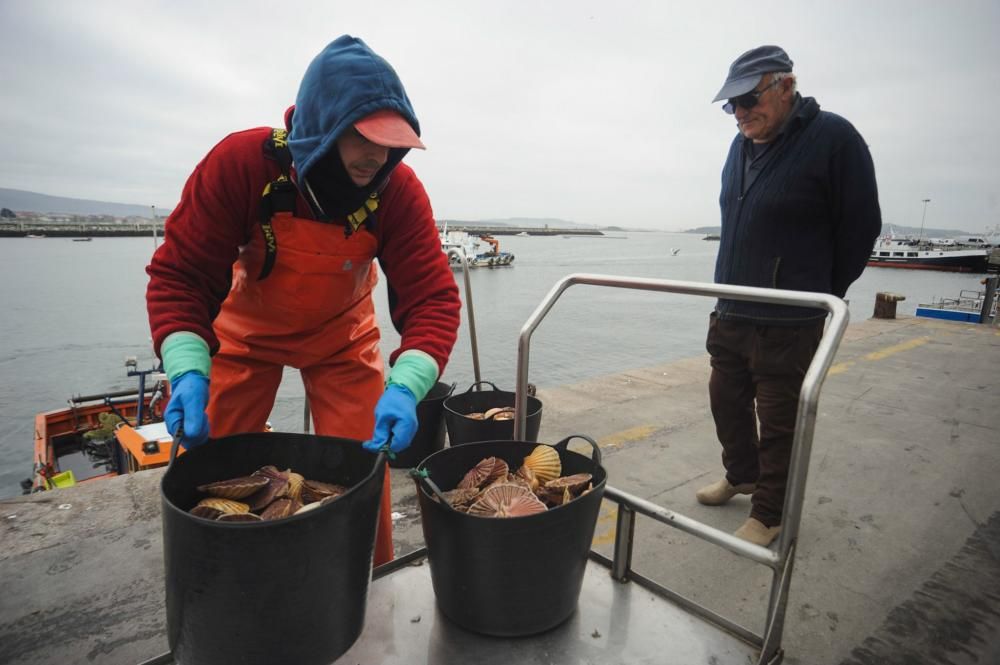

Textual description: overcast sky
[1,1,997,232]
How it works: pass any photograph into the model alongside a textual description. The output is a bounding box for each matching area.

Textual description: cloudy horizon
[1,1,997,233]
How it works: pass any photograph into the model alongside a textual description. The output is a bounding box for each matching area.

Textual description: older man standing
[697,46,881,546]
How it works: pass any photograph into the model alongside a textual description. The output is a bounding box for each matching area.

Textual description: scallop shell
[196,475,269,499]
[195,497,249,515]
[284,471,305,501]
[246,475,289,512]
[217,512,262,522]
[260,498,299,521]
[485,458,509,484]
[522,445,561,484]
[318,494,343,507]
[190,505,223,520]
[542,473,593,495]
[301,480,348,504]
[515,464,539,491]
[505,472,533,492]
[441,487,481,508]
[294,501,323,515]
[483,406,515,421]
[457,456,508,490]
[535,484,566,508]
[253,465,287,481]
[468,483,548,518]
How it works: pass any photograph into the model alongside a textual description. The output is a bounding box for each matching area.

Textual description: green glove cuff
[387,350,439,402]
[161,332,211,382]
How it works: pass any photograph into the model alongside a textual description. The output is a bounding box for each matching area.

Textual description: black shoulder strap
[257,128,296,280]
[259,128,384,254]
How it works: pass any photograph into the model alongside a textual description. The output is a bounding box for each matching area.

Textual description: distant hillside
[439,217,593,229]
[0,188,171,218]
[1,188,585,228]
[684,224,986,238]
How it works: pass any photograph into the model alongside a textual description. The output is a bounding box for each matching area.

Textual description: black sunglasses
[722,78,782,115]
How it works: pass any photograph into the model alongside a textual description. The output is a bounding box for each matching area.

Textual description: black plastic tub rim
[162,446,387,528]
[413,435,604,519]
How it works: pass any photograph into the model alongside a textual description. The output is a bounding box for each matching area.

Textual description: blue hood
[288,35,420,183]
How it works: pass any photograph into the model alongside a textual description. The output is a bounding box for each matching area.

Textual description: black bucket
[388,381,455,469]
[414,435,605,636]
[160,432,385,665]
[443,381,543,446]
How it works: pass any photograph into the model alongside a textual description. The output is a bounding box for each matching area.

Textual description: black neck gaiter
[301,149,395,220]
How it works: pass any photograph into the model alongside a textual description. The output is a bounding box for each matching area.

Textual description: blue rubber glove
[164,371,210,449]
[363,384,418,454]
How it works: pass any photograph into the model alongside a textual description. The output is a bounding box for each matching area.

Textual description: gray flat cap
[712,45,794,102]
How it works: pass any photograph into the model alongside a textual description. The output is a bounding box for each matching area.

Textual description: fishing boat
[23,359,176,493]
[702,233,720,241]
[915,288,996,323]
[867,235,991,272]
[439,226,515,268]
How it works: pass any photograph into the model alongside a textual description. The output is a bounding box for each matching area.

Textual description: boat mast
[917,198,931,244]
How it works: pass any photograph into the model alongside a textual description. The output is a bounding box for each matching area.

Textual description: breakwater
[0,222,606,238]
[0,221,164,238]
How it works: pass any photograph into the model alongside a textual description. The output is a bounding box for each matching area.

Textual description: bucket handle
[460,380,499,395]
[553,434,602,469]
[409,468,459,513]
[168,426,184,467]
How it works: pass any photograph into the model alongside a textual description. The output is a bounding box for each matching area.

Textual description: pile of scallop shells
[188,465,348,522]
[461,406,516,422]
[437,445,593,518]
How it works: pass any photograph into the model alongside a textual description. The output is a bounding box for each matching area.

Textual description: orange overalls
[206,207,394,566]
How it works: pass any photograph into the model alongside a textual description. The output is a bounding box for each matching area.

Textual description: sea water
[0,232,984,499]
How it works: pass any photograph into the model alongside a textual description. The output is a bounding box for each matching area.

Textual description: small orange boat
[25,360,180,493]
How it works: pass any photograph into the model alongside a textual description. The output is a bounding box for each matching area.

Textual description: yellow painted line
[862,336,930,361]
[828,361,854,375]
[829,336,931,375]
[591,505,619,545]
[599,425,659,449]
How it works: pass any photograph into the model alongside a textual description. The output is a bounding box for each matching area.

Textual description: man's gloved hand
[160,331,212,450]
[363,384,418,454]
[164,371,210,449]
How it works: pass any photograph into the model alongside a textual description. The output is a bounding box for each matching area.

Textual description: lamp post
[917,198,931,244]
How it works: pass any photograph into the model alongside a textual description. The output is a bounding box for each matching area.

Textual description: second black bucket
[388,381,455,469]
[160,432,384,665]
[415,435,606,636]
[443,381,542,445]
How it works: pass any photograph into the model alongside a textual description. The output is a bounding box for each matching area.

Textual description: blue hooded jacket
[288,35,420,186]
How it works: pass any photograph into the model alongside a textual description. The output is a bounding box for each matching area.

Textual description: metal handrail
[514,274,848,664]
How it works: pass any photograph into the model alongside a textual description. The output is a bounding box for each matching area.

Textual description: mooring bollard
[873,292,906,319]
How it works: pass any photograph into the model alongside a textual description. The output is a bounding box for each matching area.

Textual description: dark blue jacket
[714,96,881,324]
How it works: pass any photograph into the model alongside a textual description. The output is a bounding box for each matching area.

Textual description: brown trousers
[706,313,824,527]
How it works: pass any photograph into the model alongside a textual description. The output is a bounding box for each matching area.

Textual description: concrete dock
[2,315,998,664]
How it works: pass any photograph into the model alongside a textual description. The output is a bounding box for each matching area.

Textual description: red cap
[354,109,425,149]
